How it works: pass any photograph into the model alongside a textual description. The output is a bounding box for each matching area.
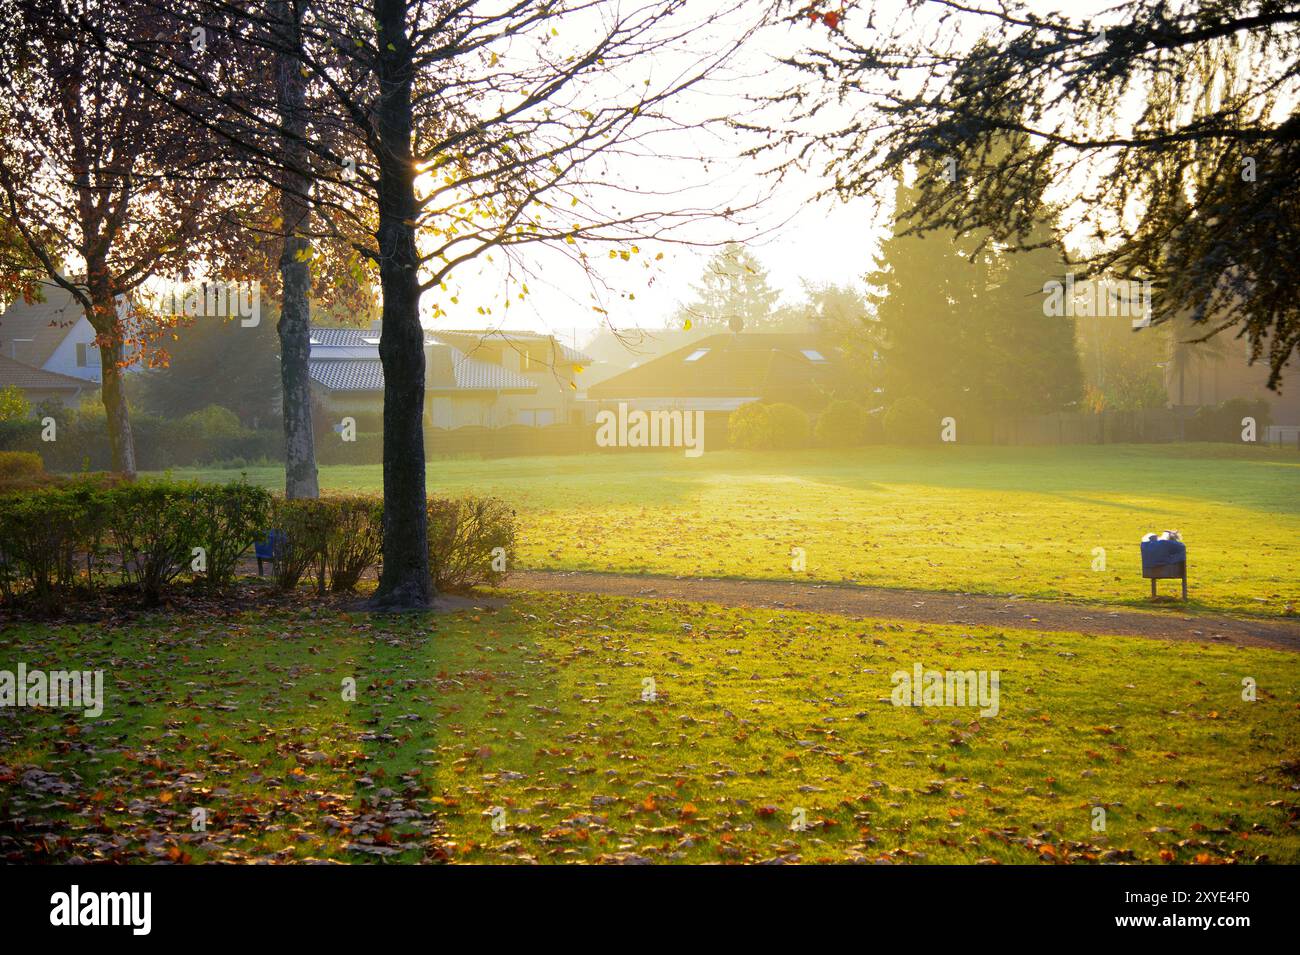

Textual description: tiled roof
[451,354,536,391]
[309,354,536,394]
[309,327,382,347]
[309,359,384,392]
[431,329,592,365]
[0,281,85,368]
[0,353,90,391]
[588,333,847,406]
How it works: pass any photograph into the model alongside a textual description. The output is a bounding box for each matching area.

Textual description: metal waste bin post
[1140,534,1188,600]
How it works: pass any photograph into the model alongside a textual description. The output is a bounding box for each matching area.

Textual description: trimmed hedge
[0,479,272,609]
[0,482,104,612]
[1186,398,1272,442]
[0,410,283,472]
[0,481,516,610]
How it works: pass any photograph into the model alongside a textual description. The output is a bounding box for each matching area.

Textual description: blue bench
[1140,535,1187,600]
[254,529,286,576]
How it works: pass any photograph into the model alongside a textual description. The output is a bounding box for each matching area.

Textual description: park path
[506,570,1300,652]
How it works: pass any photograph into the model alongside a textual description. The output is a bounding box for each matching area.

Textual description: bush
[727,402,772,450]
[177,404,248,439]
[426,496,517,593]
[0,450,47,490]
[323,496,384,592]
[1187,398,1272,442]
[269,497,334,593]
[316,431,383,466]
[0,401,284,473]
[815,400,867,447]
[0,384,31,422]
[0,483,105,612]
[862,409,886,444]
[106,482,206,604]
[728,402,810,450]
[765,403,811,449]
[0,482,517,608]
[883,396,939,445]
[190,481,273,588]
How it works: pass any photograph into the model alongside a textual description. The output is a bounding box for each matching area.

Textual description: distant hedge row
[728,400,885,450]
[0,480,516,613]
[0,406,283,472]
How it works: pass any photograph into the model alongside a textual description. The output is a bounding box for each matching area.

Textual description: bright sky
[427,0,1129,346]
[422,4,882,344]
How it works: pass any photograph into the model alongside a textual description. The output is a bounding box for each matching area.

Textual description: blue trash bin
[1140,537,1186,571]
[1140,534,1187,599]
[254,529,286,576]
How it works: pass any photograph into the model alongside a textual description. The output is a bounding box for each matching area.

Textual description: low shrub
[426,496,517,593]
[106,481,206,604]
[0,450,49,491]
[728,402,810,450]
[269,497,334,593]
[814,399,867,447]
[0,481,517,608]
[190,481,273,588]
[323,495,384,592]
[1187,398,1272,442]
[883,396,939,445]
[727,402,773,450]
[0,450,43,480]
[0,484,105,612]
[765,403,811,449]
[316,431,383,466]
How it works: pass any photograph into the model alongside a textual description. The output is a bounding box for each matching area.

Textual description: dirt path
[506,570,1300,652]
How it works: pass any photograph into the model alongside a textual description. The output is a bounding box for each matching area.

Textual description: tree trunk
[370,0,431,609]
[84,268,136,477]
[273,0,319,500]
[97,338,136,477]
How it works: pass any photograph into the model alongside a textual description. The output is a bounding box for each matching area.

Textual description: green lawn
[3,590,1297,864]
[172,444,1300,617]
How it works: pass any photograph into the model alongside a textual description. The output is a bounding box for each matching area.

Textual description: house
[579,326,709,389]
[308,323,592,428]
[428,329,591,426]
[0,280,146,408]
[0,353,93,409]
[586,332,850,444]
[0,281,107,385]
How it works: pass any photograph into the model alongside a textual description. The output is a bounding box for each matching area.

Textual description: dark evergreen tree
[984,218,1084,415]
[869,174,996,417]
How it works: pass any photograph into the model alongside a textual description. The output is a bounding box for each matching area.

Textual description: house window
[519,409,555,427]
[684,348,709,362]
[76,342,92,367]
[801,349,828,363]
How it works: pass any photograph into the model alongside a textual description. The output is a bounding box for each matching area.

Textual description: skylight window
[802,349,828,362]
[684,348,709,362]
